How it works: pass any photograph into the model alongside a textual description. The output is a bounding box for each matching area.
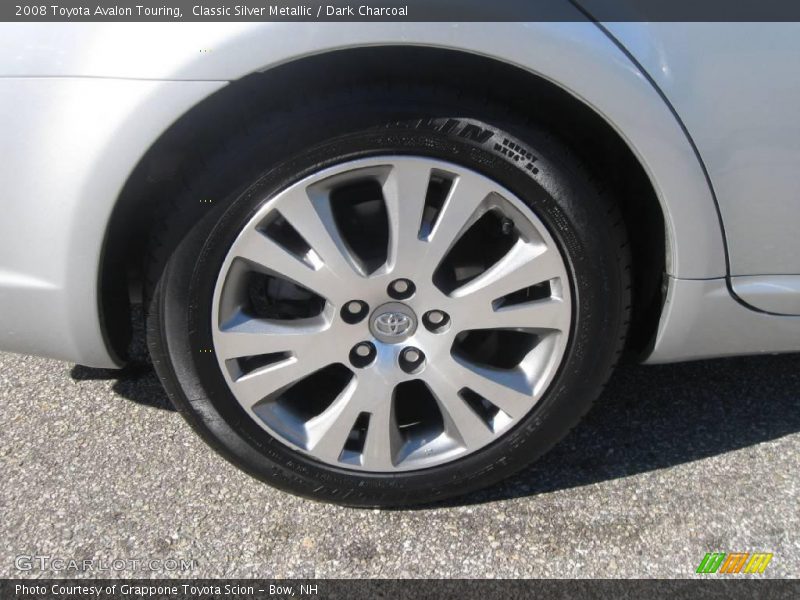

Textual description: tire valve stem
[501,217,514,235]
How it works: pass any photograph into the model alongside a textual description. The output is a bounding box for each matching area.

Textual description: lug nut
[350,341,376,368]
[403,349,420,362]
[341,300,369,324]
[388,278,415,300]
[399,346,425,374]
[423,310,451,333]
[428,311,444,324]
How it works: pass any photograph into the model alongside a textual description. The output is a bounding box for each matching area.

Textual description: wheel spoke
[440,356,532,420]
[361,381,403,471]
[230,344,338,409]
[422,174,492,269]
[232,228,342,301]
[277,187,364,281]
[382,161,432,273]
[468,297,569,333]
[451,240,563,303]
[215,315,325,360]
[307,371,402,469]
[426,373,493,449]
[305,379,362,461]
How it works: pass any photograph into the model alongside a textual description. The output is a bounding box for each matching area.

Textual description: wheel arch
[99,38,720,364]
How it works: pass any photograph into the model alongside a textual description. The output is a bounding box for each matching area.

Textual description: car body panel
[0,77,225,366]
[647,277,800,363]
[730,275,800,315]
[605,22,800,315]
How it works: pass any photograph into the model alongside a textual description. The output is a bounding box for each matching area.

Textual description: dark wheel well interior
[101,46,665,364]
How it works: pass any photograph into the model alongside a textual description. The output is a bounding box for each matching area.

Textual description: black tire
[146,85,630,507]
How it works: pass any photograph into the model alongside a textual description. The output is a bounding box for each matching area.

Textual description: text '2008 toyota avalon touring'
[1,15,800,507]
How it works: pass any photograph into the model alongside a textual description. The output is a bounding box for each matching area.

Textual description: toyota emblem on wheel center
[368,302,418,343]
[374,312,413,337]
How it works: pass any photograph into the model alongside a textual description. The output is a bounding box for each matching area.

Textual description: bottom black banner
[1,579,798,600]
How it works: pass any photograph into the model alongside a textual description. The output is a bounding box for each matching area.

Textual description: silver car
[1,21,799,506]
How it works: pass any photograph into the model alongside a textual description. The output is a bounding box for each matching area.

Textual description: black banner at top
[6,0,800,22]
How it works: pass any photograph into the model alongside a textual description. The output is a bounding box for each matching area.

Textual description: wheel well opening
[102,46,665,363]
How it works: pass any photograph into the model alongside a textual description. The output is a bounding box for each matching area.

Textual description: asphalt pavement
[1,350,798,578]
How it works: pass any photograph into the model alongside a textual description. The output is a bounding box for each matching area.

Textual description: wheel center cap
[369,302,417,344]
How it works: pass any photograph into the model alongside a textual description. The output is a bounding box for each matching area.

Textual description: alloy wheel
[211,156,572,472]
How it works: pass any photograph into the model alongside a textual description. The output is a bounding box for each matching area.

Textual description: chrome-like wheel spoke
[451,241,563,303]
[422,175,492,274]
[305,380,362,461]
[277,188,365,281]
[383,161,432,272]
[444,357,532,420]
[361,386,403,471]
[215,318,324,360]
[211,156,571,472]
[468,297,569,333]
[231,349,337,409]
[307,371,403,469]
[232,229,341,302]
[383,164,493,278]
[426,372,494,448]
